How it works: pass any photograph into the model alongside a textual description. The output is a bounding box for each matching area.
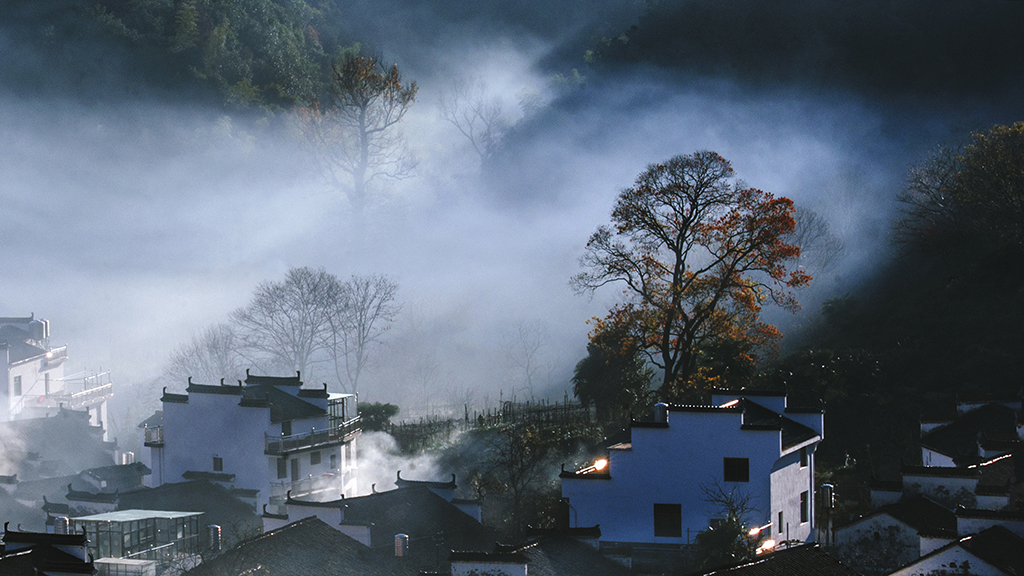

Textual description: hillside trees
[159,267,398,392]
[572,320,654,423]
[898,121,1024,259]
[297,54,418,223]
[572,151,809,402]
[87,0,343,109]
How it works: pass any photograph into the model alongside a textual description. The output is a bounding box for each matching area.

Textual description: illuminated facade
[142,372,360,514]
[560,390,822,562]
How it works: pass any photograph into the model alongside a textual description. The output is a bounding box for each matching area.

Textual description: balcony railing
[144,426,164,447]
[37,382,114,410]
[264,417,361,455]
[269,473,340,500]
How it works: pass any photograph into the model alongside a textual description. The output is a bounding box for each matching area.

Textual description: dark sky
[1,0,1021,414]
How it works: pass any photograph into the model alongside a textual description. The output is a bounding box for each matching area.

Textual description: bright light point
[721,399,740,407]
[748,526,761,536]
[595,459,608,471]
[756,539,776,554]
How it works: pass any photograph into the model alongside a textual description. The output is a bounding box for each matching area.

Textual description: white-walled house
[560,390,822,561]
[142,372,360,514]
[0,315,111,429]
[919,394,1022,467]
[888,525,1024,576]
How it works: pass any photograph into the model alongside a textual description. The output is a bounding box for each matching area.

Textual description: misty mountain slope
[587,0,1024,102]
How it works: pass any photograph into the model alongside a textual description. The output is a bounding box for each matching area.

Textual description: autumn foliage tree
[572,320,654,424]
[573,151,810,402]
[297,54,418,222]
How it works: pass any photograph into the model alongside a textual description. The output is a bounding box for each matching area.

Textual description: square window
[723,458,749,482]
[800,447,808,468]
[310,451,321,465]
[653,503,682,538]
[800,491,809,523]
[213,457,223,472]
[277,458,287,479]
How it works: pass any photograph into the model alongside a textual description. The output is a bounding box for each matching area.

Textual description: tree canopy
[573,151,809,402]
[571,320,654,424]
[297,54,418,222]
[899,121,1024,259]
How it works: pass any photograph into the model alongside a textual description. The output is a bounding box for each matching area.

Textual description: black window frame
[653,503,682,538]
[723,457,749,482]
[213,456,223,472]
[800,491,809,523]
[310,451,321,465]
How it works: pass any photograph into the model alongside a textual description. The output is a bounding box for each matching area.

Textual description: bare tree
[296,54,418,223]
[484,423,551,533]
[164,324,246,385]
[439,79,510,162]
[789,207,845,272]
[503,320,550,400]
[326,275,400,395]
[230,267,342,382]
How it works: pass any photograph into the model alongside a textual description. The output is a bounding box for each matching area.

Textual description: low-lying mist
[2,0,1021,427]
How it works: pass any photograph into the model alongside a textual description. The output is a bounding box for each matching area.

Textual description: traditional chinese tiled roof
[65,485,119,504]
[0,325,46,364]
[82,462,151,483]
[186,516,413,576]
[838,494,956,538]
[701,543,861,575]
[340,486,499,568]
[920,403,1019,460]
[165,374,327,422]
[737,399,819,450]
[521,535,635,576]
[117,480,261,548]
[900,526,1024,576]
[0,525,95,575]
[181,471,235,482]
[244,371,303,387]
[395,471,456,490]
[136,410,163,429]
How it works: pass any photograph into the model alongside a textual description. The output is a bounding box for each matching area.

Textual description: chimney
[395,533,409,557]
[654,403,668,424]
[208,525,222,552]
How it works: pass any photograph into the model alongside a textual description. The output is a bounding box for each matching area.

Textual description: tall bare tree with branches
[439,79,510,163]
[230,267,341,382]
[326,274,400,395]
[297,54,418,224]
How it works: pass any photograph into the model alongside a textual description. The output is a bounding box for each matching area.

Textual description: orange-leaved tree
[572,151,810,402]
